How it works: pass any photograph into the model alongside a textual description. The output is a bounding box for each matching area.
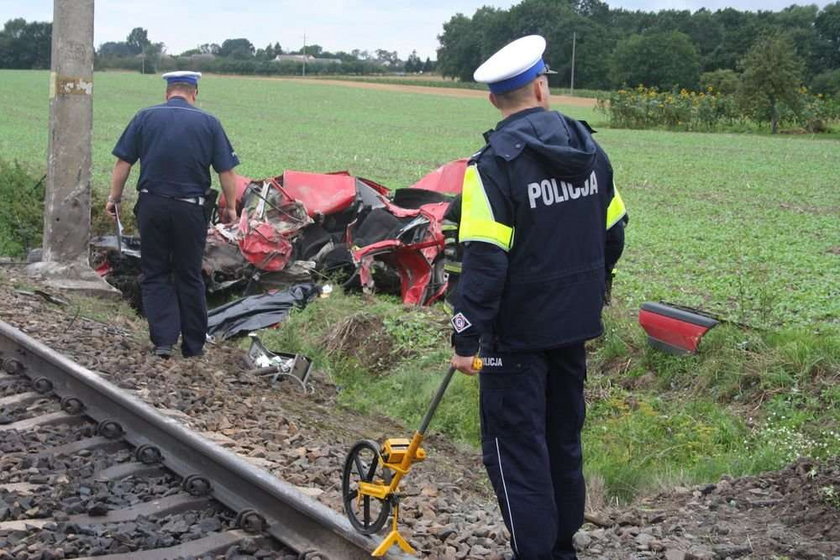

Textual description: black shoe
[153,345,174,359]
[182,350,204,358]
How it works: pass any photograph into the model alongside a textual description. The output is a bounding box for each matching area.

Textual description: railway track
[0,321,409,560]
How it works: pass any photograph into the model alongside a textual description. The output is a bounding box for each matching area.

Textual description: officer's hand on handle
[451,354,481,376]
[223,206,237,224]
[105,200,118,220]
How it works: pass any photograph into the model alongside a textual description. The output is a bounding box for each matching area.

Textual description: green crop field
[2,69,837,329]
[1,69,838,500]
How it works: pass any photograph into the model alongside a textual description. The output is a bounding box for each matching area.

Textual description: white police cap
[474,35,555,94]
[161,71,202,86]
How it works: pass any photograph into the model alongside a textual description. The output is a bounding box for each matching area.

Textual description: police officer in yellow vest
[450,36,627,560]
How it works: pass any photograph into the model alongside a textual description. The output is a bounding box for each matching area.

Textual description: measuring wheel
[341,367,467,555]
[342,439,392,535]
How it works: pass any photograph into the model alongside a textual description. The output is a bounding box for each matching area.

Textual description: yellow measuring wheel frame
[342,358,481,556]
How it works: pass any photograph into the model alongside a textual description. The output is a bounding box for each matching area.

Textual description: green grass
[0,70,600,189]
[263,290,482,444]
[312,74,607,99]
[0,159,45,257]
[608,129,840,329]
[584,310,839,499]
[2,69,839,501]
[313,74,491,91]
[3,69,835,328]
[260,292,839,502]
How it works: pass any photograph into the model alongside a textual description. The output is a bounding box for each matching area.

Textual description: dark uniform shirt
[451,107,627,356]
[112,96,239,197]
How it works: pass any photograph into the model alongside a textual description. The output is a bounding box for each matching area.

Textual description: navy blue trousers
[135,194,208,357]
[479,343,587,560]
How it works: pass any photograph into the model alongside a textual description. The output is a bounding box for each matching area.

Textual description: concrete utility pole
[28,0,117,296]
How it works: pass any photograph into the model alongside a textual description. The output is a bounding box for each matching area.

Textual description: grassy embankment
[1,70,837,501]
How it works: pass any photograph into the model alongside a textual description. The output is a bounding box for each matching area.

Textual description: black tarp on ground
[206,283,320,340]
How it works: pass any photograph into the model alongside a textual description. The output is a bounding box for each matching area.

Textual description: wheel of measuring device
[342,439,392,535]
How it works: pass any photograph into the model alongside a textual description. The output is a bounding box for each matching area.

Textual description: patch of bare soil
[582,458,839,560]
[779,202,839,216]
[233,75,598,108]
[322,311,399,374]
[0,268,836,559]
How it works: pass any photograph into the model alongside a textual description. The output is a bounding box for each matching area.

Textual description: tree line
[3,1,838,97]
[0,19,437,76]
[437,0,840,96]
[99,27,436,76]
[0,19,51,69]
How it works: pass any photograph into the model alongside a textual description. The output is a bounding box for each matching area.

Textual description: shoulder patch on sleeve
[451,312,473,333]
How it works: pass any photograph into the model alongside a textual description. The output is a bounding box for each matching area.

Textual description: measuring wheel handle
[344,366,461,555]
[341,439,392,535]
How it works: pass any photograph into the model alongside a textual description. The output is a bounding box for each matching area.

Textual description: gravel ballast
[0,270,836,559]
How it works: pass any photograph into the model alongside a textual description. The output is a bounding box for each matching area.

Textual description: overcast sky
[0,0,834,60]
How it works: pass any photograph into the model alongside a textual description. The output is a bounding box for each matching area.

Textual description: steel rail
[0,321,410,560]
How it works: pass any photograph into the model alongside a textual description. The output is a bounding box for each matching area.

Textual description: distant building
[183,53,216,63]
[274,54,342,65]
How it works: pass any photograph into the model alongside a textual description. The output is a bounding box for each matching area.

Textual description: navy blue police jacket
[112,96,239,198]
[451,107,626,356]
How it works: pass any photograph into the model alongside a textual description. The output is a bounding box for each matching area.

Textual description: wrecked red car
[95,159,468,308]
[217,160,467,305]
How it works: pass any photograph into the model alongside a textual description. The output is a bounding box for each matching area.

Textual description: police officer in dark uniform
[106,71,240,358]
[449,36,627,560]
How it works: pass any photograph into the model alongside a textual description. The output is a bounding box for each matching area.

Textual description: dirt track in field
[234,75,598,108]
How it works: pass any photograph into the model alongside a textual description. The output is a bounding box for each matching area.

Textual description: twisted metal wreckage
[92,159,467,337]
[92,159,718,356]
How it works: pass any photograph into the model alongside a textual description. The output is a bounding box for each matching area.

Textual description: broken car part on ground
[92,159,468,317]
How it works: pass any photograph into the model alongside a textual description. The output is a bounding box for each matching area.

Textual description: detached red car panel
[638,302,719,354]
[409,158,468,195]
